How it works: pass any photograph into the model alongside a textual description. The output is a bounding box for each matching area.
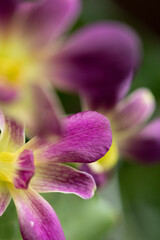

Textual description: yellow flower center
[0,36,40,88]
[0,152,16,182]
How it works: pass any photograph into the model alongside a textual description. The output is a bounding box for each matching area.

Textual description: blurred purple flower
[78,83,160,186]
[83,77,160,185]
[54,21,160,186]
[0,0,141,138]
[81,88,160,187]
[0,0,73,138]
[0,110,112,240]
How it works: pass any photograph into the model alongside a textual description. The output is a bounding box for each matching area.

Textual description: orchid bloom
[81,88,160,187]
[0,0,143,138]
[0,0,78,137]
[53,22,160,186]
[0,110,112,240]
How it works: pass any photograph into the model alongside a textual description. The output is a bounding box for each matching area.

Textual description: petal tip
[141,88,155,107]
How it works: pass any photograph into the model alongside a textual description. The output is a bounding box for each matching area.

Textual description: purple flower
[54,22,160,185]
[0,0,79,137]
[0,0,141,138]
[82,88,159,187]
[58,21,160,165]
[0,110,112,240]
[101,87,160,164]
[78,80,160,165]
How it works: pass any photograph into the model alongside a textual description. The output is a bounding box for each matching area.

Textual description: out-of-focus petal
[17,0,81,45]
[111,88,155,133]
[24,111,112,164]
[31,162,96,199]
[0,84,18,103]
[10,187,65,240]
[0,86,37,136]
[0,111,24,152]
[27,85,63,137]
[0,182,11,216]
[0,0,18,24]
[1,84,63,138]
[51,22,142,110]
[80,164,107,188]
[13,149,35,189]
[120,118,160,163]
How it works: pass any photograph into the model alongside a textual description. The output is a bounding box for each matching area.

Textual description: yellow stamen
[0,152,16,182]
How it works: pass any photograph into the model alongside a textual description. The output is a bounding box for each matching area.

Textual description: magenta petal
[120,118,160,163]
[111,88,155,132]
[11,188,65,240]
[0,183,11,216]
[26,111,112,164]
[52,22,142,110]
[0,84,18,103]
[14,149,35,189]
[31,163,96,199]
[17,0,81,45]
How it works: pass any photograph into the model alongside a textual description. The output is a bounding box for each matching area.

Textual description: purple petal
[51,22,142,110]
[0,111,25,152]
[11,187,65,240]
[0,84,18,103]
[31,162,96,199]
[17,0,81,45]
[111,88,155,132]
[27,85,63,137]
[25,111,112,164]
[120,118,160,163]
[13,149,35,189]
[0,0,18,24]
[0,182,11,216]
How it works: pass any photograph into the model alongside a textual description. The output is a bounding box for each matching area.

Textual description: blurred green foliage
[45,194,117,240]
[119,161,160,240]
